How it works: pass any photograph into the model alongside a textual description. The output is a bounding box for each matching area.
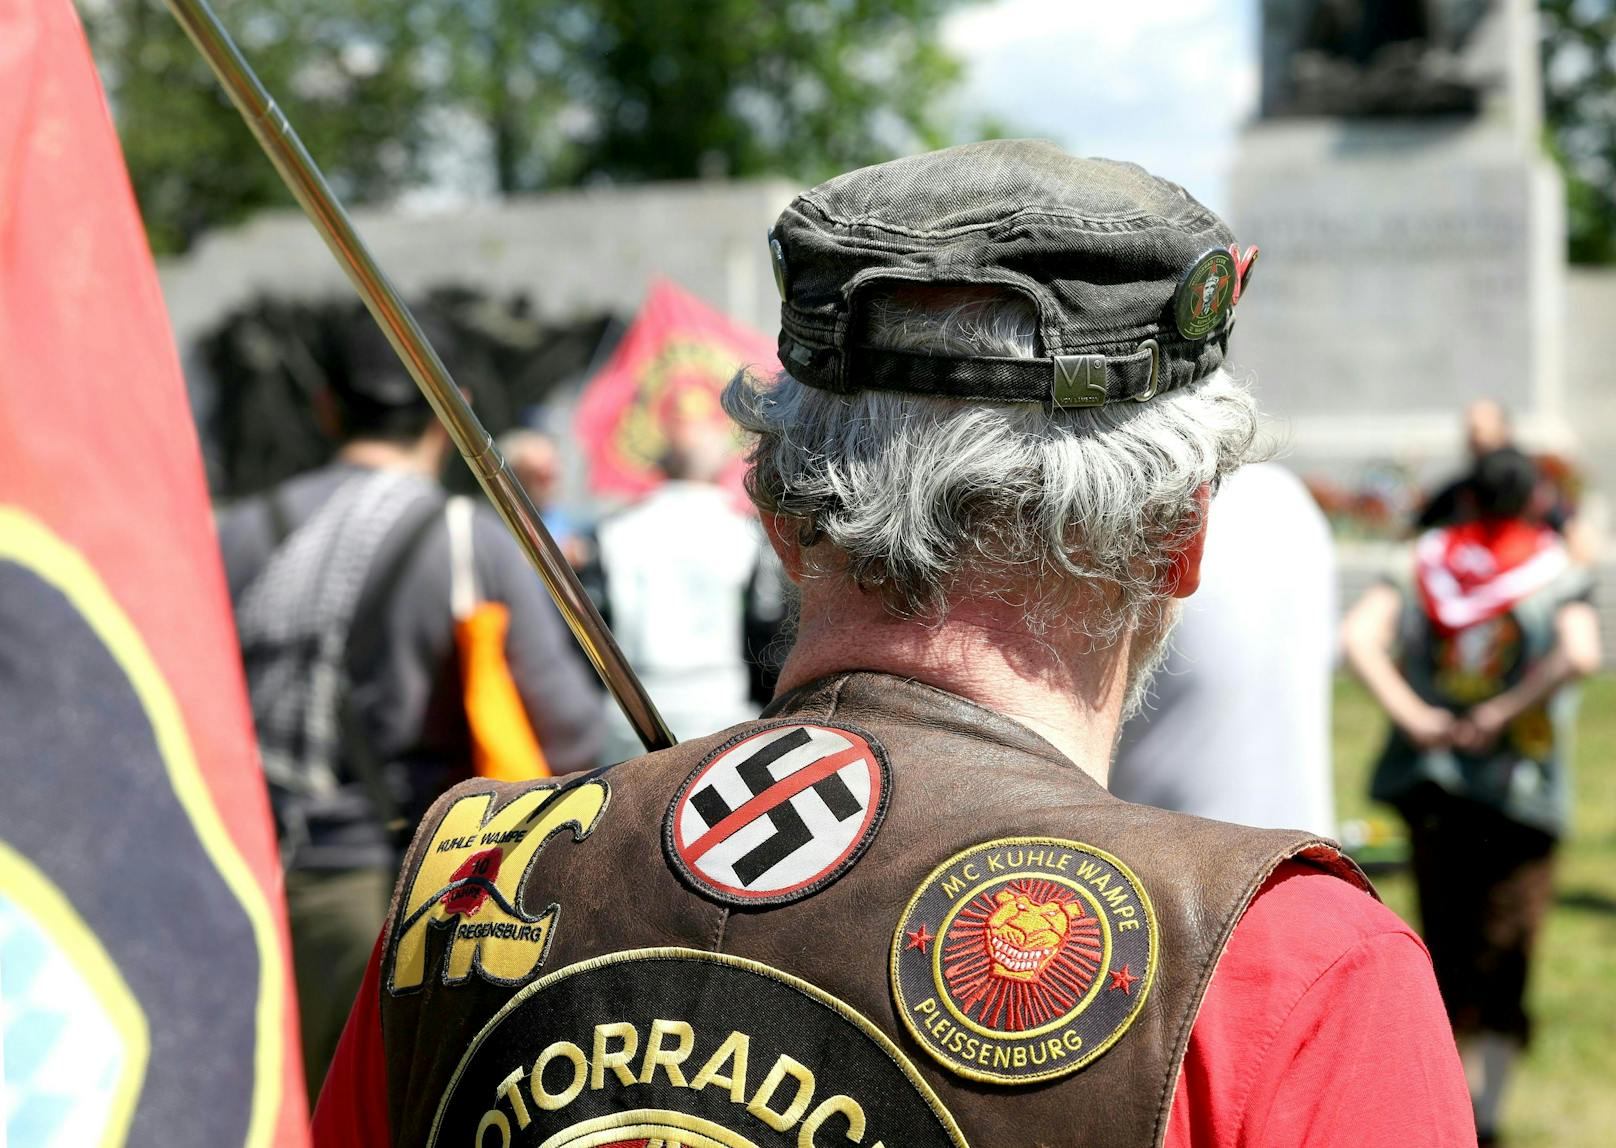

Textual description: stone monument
[1229,0,1566,476]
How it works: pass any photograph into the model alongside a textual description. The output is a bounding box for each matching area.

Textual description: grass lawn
[1333,673,1616,1147]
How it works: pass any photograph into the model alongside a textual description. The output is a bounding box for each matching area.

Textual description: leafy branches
[1540,0,1616,264]
[85,0,978,253]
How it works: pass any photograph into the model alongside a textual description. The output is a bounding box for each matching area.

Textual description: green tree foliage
[86,0,434,253]
[563,0,964,185]
[1540,1,1616,264]
[87,0,975,253]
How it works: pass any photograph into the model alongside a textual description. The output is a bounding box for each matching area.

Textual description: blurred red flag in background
[0,4,307,1147]
[574,279,775,501]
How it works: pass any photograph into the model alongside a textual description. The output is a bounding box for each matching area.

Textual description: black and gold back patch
[428,948,968,1148]
[387,776,611,994]
[890,837,1158,1085]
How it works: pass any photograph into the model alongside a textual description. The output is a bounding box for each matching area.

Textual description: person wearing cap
[217,309,604,1102]
[312,142,1472,1147]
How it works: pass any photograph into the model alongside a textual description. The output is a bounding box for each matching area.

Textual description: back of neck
[776,580,1132,785]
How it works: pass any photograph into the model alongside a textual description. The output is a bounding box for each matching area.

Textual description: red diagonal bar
[684,745,869,862]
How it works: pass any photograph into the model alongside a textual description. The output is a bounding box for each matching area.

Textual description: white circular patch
[663,721,890,906]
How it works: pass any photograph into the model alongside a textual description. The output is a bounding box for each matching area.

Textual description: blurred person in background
[1342,446,1600,1146]
[592,415,767,762]
[1112,462,1336,835]
[1412,399,1514,533]
[1414,399,1596,564]
[217,313,603,1100]
[499,427,589,567]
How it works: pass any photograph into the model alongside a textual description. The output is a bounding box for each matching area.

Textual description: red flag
[574,279,776,499]
[0,5,307,1146]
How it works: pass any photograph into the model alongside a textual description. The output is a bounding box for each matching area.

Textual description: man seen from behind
[314,141,1473,1148]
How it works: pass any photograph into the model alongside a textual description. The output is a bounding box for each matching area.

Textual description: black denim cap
[770,139,1255,409]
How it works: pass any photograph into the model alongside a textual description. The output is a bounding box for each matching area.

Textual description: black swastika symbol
[689,727,863,886]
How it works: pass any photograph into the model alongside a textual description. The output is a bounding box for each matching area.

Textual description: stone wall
[157,179,797,353]
[1227,119,1568,480]
[1565,271,1616,506]
[1564,269,1616,664]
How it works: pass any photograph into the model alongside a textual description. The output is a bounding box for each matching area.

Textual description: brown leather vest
[378,672,1367,1147]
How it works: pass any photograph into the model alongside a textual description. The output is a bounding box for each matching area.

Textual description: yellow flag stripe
[0,507,284,1148]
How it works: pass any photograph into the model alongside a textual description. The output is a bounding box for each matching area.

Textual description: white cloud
[943,1,1259,213]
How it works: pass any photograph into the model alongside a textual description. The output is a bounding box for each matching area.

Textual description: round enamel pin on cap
[891,837,1158,1085]
[1174,247,1237,341]
[664,721,890,907]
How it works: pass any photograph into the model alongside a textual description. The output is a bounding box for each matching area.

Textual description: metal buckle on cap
[1051,355,1108,408]
[1133,339,1161,402]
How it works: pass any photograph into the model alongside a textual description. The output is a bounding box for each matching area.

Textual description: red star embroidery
[904,922,934,953]
[1108,964,1138,995]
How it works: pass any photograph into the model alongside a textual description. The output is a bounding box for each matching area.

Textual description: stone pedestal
[1233,0,1566,479]
[1227,118,1565,478]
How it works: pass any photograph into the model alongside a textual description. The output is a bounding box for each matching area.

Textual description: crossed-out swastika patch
[663,721,890,907]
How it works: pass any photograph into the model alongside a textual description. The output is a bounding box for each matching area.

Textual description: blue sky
[943,1,1259,214]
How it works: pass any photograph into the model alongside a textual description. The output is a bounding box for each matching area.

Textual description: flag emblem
[664,722,890,907]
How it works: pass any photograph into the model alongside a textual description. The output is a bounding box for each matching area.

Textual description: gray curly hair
[721,287,1260,641]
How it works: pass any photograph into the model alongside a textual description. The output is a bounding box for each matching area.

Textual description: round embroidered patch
[664,721,890,907]
[890,836,1159,1085]
[425,948,968,1148]
[1173,247,1237,341]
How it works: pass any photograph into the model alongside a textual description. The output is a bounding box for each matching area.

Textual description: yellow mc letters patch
[387,778,610,993]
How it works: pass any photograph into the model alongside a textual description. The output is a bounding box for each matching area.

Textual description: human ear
[761,512,806,584]
[1165,484,1211,599]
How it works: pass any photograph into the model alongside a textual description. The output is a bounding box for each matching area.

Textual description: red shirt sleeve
[311,932,392,1148]
[1165,862,1475,1148]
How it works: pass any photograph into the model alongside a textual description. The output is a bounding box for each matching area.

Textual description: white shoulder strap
[446,495,478,620]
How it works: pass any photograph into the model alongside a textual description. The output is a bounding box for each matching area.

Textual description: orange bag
[448,498,551,780]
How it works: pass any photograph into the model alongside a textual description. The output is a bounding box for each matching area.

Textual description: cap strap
[839,341,1162,407]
